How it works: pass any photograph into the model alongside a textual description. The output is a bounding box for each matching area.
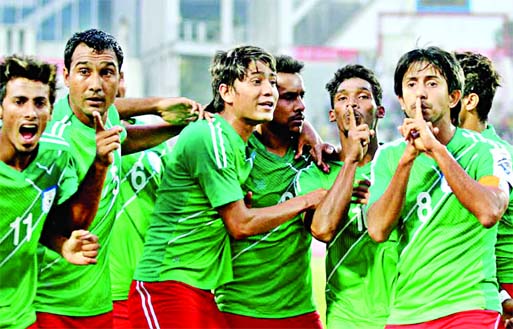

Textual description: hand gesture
[61,230,100,265]
[345,106,372,163]
[398,98,440,155]
[94,111,122,166]
[156,97,204,125]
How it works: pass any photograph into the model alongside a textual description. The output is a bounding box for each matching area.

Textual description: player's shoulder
[39,131,71,152]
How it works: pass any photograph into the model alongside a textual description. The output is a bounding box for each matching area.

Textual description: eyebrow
[404,74,441,81]
[74,61,117,67]
[336,87,372,94]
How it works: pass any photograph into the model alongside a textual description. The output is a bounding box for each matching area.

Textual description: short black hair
[394,46,463,98]
[455,51,500,122]
[325,64,383,108]
[64,28,124,71]
[209,45,275,112]
[275,55,304,74]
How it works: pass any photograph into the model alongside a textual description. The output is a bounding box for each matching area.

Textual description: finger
[98,142,121,156]
[81,249,99,257]
[294,142,304,160]
[97,131,121,144]
[244,191,253,208]
[347,106,357,129]
[93,111,105,133]
[358,179,371,187]
[415,97,423,120]
[70,229,87,239]
[80,234,99,244]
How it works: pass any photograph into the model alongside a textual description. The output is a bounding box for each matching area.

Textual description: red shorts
[113,300,131,328]
[128,280,228,328]
[36,311,113,329]
[223,311,323,328]
[385,310,504,329]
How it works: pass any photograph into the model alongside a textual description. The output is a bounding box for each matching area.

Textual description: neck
[220,111,256,142]
[460,116,487,133]
[433,118,456,145]
[257,123,294,156]
[0,136,36,171]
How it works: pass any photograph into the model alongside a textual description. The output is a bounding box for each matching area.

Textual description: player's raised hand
[94,111,121,166]
[345,106,371,163]
[399,98,440,156]
[156,97,204,125]
[61,230,100,265]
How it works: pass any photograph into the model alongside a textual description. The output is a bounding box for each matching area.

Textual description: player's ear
[377,106,385,119]
[63,66,70,88]
[462,93,479,112]
[219,83,234,105]
[448,90,462,109]
[0,104,3,120]
[328,109,336,122]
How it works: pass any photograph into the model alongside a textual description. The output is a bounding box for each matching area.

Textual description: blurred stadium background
[3,0,512,325]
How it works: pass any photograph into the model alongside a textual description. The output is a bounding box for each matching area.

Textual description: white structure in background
[1,0,512,141]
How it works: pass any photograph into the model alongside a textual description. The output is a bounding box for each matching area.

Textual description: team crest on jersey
[42,186,57,213]
[492,148,513,186]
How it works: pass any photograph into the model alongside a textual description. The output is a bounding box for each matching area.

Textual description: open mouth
[20,124,38,140]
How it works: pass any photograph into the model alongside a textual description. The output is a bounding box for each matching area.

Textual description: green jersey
[368,128,513,324]
[0,136,78,329]
[297,161,398,328]
[482,124,513,285]
[34,96,126,316]
[215,133,313,318]
[134,115,252,290]
[110,136,171,301]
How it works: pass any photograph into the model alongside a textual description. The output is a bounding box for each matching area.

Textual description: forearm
[114,97,160,118]
[59,161,109,233]
[432,144,508,227]
[122,123,184,155]
[39,233,67,254]
[220,193,320,240]
[367,157,413,242]
[311,161,358,242]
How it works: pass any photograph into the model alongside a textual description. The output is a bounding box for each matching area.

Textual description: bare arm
[311,161,358,242]
[367,150,415,242]
[218,189,327,240]
[122,123,185,155]
[310,107,370,242]
[115,97,203,122]
[431,143,508,227]
[403,98,508,227]
[41,112,121,247]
